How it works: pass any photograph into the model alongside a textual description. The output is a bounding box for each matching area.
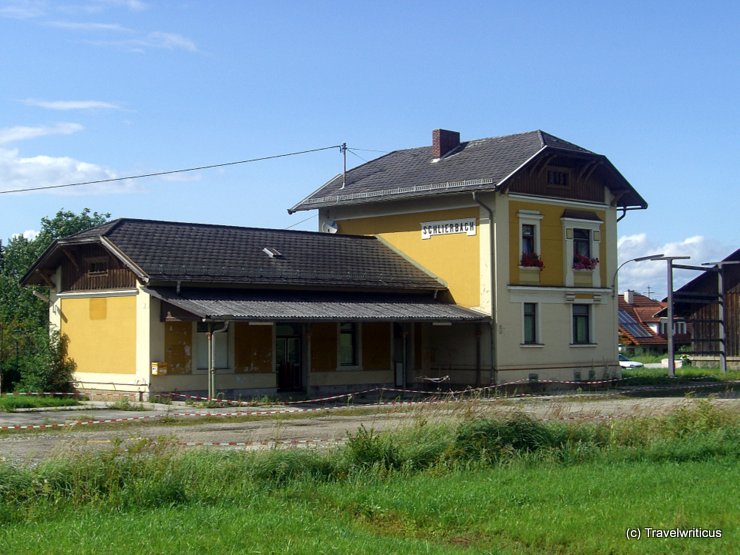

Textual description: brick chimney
[432,129,460,159]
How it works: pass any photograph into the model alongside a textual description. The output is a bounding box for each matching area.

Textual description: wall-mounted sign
[421,218,477,240]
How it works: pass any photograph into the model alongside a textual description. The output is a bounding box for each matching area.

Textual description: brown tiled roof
[23,218,445,292]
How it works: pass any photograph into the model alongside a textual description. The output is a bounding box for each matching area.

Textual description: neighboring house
[671,249,740,368]
[618,290,689,356]
[22,220,484,398]
[290,129,647,384]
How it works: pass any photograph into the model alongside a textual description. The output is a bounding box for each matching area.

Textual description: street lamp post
[611,253,665,297]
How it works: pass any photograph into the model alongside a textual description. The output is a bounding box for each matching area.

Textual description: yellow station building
[23,129,646,399]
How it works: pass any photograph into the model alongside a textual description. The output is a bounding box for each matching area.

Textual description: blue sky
[1,0,738,297]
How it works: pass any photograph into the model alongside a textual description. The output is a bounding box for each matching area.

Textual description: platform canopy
[146,287,487,323]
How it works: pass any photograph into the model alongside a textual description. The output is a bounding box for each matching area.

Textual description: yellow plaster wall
[508,200,606,287]
[61,296,136,374]
[338,208,480,307]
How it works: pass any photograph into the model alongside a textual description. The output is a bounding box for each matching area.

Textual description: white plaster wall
[134,284,151,389]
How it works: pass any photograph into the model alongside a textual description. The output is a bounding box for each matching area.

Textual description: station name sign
[421,218,477,240]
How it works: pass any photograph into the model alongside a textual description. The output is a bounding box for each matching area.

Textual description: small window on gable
[547,169,569,186]
[87,257,109,277]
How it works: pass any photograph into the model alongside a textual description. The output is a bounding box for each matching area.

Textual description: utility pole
[653,256,690,378]
[340,143,347,189]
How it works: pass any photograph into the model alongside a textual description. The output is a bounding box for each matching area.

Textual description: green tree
[0,208,110,392]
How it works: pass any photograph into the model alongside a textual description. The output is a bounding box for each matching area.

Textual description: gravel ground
[0,393,737,467]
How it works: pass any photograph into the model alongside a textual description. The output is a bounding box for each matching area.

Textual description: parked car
[618,354,644,369]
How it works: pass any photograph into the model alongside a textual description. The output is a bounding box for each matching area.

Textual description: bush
[344,425,401,471]
[16,330,75,393]
[448,414,558,463]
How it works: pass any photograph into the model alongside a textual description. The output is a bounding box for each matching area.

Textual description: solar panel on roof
[619,310,652,338]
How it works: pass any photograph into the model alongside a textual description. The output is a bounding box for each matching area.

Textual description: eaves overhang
[289,177,497,213]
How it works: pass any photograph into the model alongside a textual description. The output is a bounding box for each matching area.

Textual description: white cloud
[22,98,124,111]
[0,0,46,20]
[94,0,148,11]
[0,123,84,145]
[159,171,202,183]
[87,31,198,52]
[12,229,40,241]
[144,31,197,51]
[45,20,132,32]
[0,147,135,195]
[617,233,732,299]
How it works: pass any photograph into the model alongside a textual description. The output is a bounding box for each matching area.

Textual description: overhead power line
[283,213,316,230]
[347,148,369,163]
[0,144,343,195]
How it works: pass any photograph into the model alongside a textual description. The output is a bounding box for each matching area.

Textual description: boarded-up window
[234,323,273,373]
[165,322,192,374]
[414,323,424,370]
[89,298,107,320]
[362,322,391,370]
[311,323,337,372]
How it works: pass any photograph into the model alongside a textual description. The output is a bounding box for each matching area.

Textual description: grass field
[0,400,737,554]
[0,394,79,412]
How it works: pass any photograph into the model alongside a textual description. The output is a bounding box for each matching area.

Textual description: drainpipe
[207,320,229,400]
[472,191,498,384]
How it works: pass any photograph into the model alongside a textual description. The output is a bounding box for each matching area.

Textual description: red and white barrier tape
[2,379,735,433]
[180,438,343,449]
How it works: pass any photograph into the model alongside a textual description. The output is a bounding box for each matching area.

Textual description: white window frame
[659,318,687,335]
[562,215,602,287]
[571,303,596,346]
[518,210,543,266]
[522,302,543,346]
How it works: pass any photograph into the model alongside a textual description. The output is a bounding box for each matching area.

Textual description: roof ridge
[107,217,381,240]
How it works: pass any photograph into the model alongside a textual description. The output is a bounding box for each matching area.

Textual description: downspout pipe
[206,320,229,400]
[472,191,498,384]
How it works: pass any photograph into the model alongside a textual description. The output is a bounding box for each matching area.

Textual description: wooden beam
[577,160,598,183]
[528,153,557,177]
[34,269,54,288]
[581,160,602,183]
[610,190,626,207]
[61,246,80,272]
